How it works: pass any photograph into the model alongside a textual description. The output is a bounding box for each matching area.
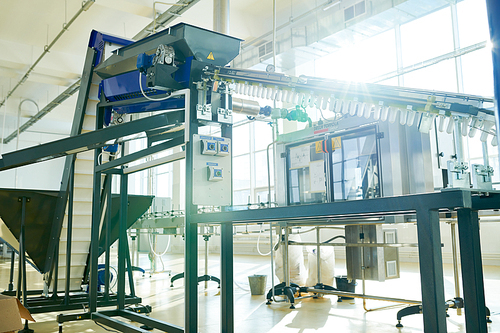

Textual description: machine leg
[221,222,234,333]
[415,209,447,332]
[8,250,15,291]
[396,305,422,328]
[486,306,492,323]
[457,209,488,333]
[18,319,34,333]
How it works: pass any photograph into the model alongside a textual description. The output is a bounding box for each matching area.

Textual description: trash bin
[335,275,357,300]
[248,275,267,295]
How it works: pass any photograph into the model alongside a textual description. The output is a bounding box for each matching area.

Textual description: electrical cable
[138,72,172,101]
[324,235,345,243]
[148,230,171,257]
[257,223,279,256]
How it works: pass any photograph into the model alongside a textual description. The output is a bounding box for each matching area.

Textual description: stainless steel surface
[232,98,261,116]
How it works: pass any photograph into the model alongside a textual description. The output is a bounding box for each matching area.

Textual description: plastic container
[335,275,357,300]
[248,275,267,295]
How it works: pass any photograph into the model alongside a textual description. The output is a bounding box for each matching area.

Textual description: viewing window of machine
[286,126,381,205]
[330,127,381,201]
[287,141,327,205]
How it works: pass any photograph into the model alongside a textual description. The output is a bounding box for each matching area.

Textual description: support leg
[221,223,234,333]
[117,173,128,310]
[457,209,488,333]
[416,209,447,332]
[8,250,15,291]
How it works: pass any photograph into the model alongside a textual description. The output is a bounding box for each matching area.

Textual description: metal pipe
[213,0,230,34]
[316,227,321,284]
[8,251,15,291]
[288,242,418,248]
[266,140,278,208]
[231,98,261,116]
[283,227,290,288]
[204,228,208,289]
[272,0,276,67]
[0,1,94,109]
[307,288,421,305]
[64,157,75,305]
[454,116,464,165]
[450,221,462,316]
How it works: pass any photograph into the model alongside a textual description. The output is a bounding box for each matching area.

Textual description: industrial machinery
[0,21,498,333]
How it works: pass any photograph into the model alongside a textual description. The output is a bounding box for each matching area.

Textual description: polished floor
[0,250,499,333]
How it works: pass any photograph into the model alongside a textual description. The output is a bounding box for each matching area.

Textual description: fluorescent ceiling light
[323,1,341,11]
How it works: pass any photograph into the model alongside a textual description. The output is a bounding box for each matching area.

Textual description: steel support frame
[457,209,487,333]
[191,189,498,333]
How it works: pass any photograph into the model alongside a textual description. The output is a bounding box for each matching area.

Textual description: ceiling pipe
[0,0,94,109]
[213,0,230,34]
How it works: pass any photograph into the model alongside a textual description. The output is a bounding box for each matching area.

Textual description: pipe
[0,0,94,109]
[231,98,261,116]
[214,0,230,34]
[450,222,462,316]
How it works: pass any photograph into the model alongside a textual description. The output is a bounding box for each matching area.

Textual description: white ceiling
[0,0,450,152]
[0,0,285,148]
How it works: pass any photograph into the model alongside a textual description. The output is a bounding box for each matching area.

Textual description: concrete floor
[1,250,499,333]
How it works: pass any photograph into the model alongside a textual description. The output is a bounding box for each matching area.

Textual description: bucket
[335,275,357,300]
[248,275,267,295]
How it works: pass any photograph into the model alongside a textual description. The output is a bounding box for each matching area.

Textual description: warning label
[207,52,215,60]
[332,136,342,151]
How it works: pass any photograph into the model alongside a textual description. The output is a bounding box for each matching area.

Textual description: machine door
[286,139,328,205]
[329,127,380,201]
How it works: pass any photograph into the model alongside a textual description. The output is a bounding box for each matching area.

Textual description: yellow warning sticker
[332,136,342,151]
[315,141,323,154]
[207,52,215,60]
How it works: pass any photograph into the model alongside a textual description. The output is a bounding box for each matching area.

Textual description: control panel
[192,134,232,205]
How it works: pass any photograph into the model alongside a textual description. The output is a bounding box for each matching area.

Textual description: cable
[324,235,345,243]
[148,230,171,256]
[257,224,279,256]
[138,72,172,101]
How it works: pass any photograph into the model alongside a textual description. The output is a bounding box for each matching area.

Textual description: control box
[192,134,232,205]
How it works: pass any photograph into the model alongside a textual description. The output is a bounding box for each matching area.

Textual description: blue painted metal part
[89,30,134,67]
[137,53,154,74]
[485,0,500,162]
[111,98,185,115]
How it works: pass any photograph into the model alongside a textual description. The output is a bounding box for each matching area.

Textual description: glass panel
[255,150,273,187]
[256,189,275,204]
[461,48,494,97]
[329,129,380,201]
[155,172,172,198]
[400,7,454,66]
[457,0,489,48]
[287,141,327,205]
[233,155,250,190]
[314,29,397,82]
[403,59,457,92]
[232,123,250,155]
[254,122,273,151]
[233,189,251,206]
